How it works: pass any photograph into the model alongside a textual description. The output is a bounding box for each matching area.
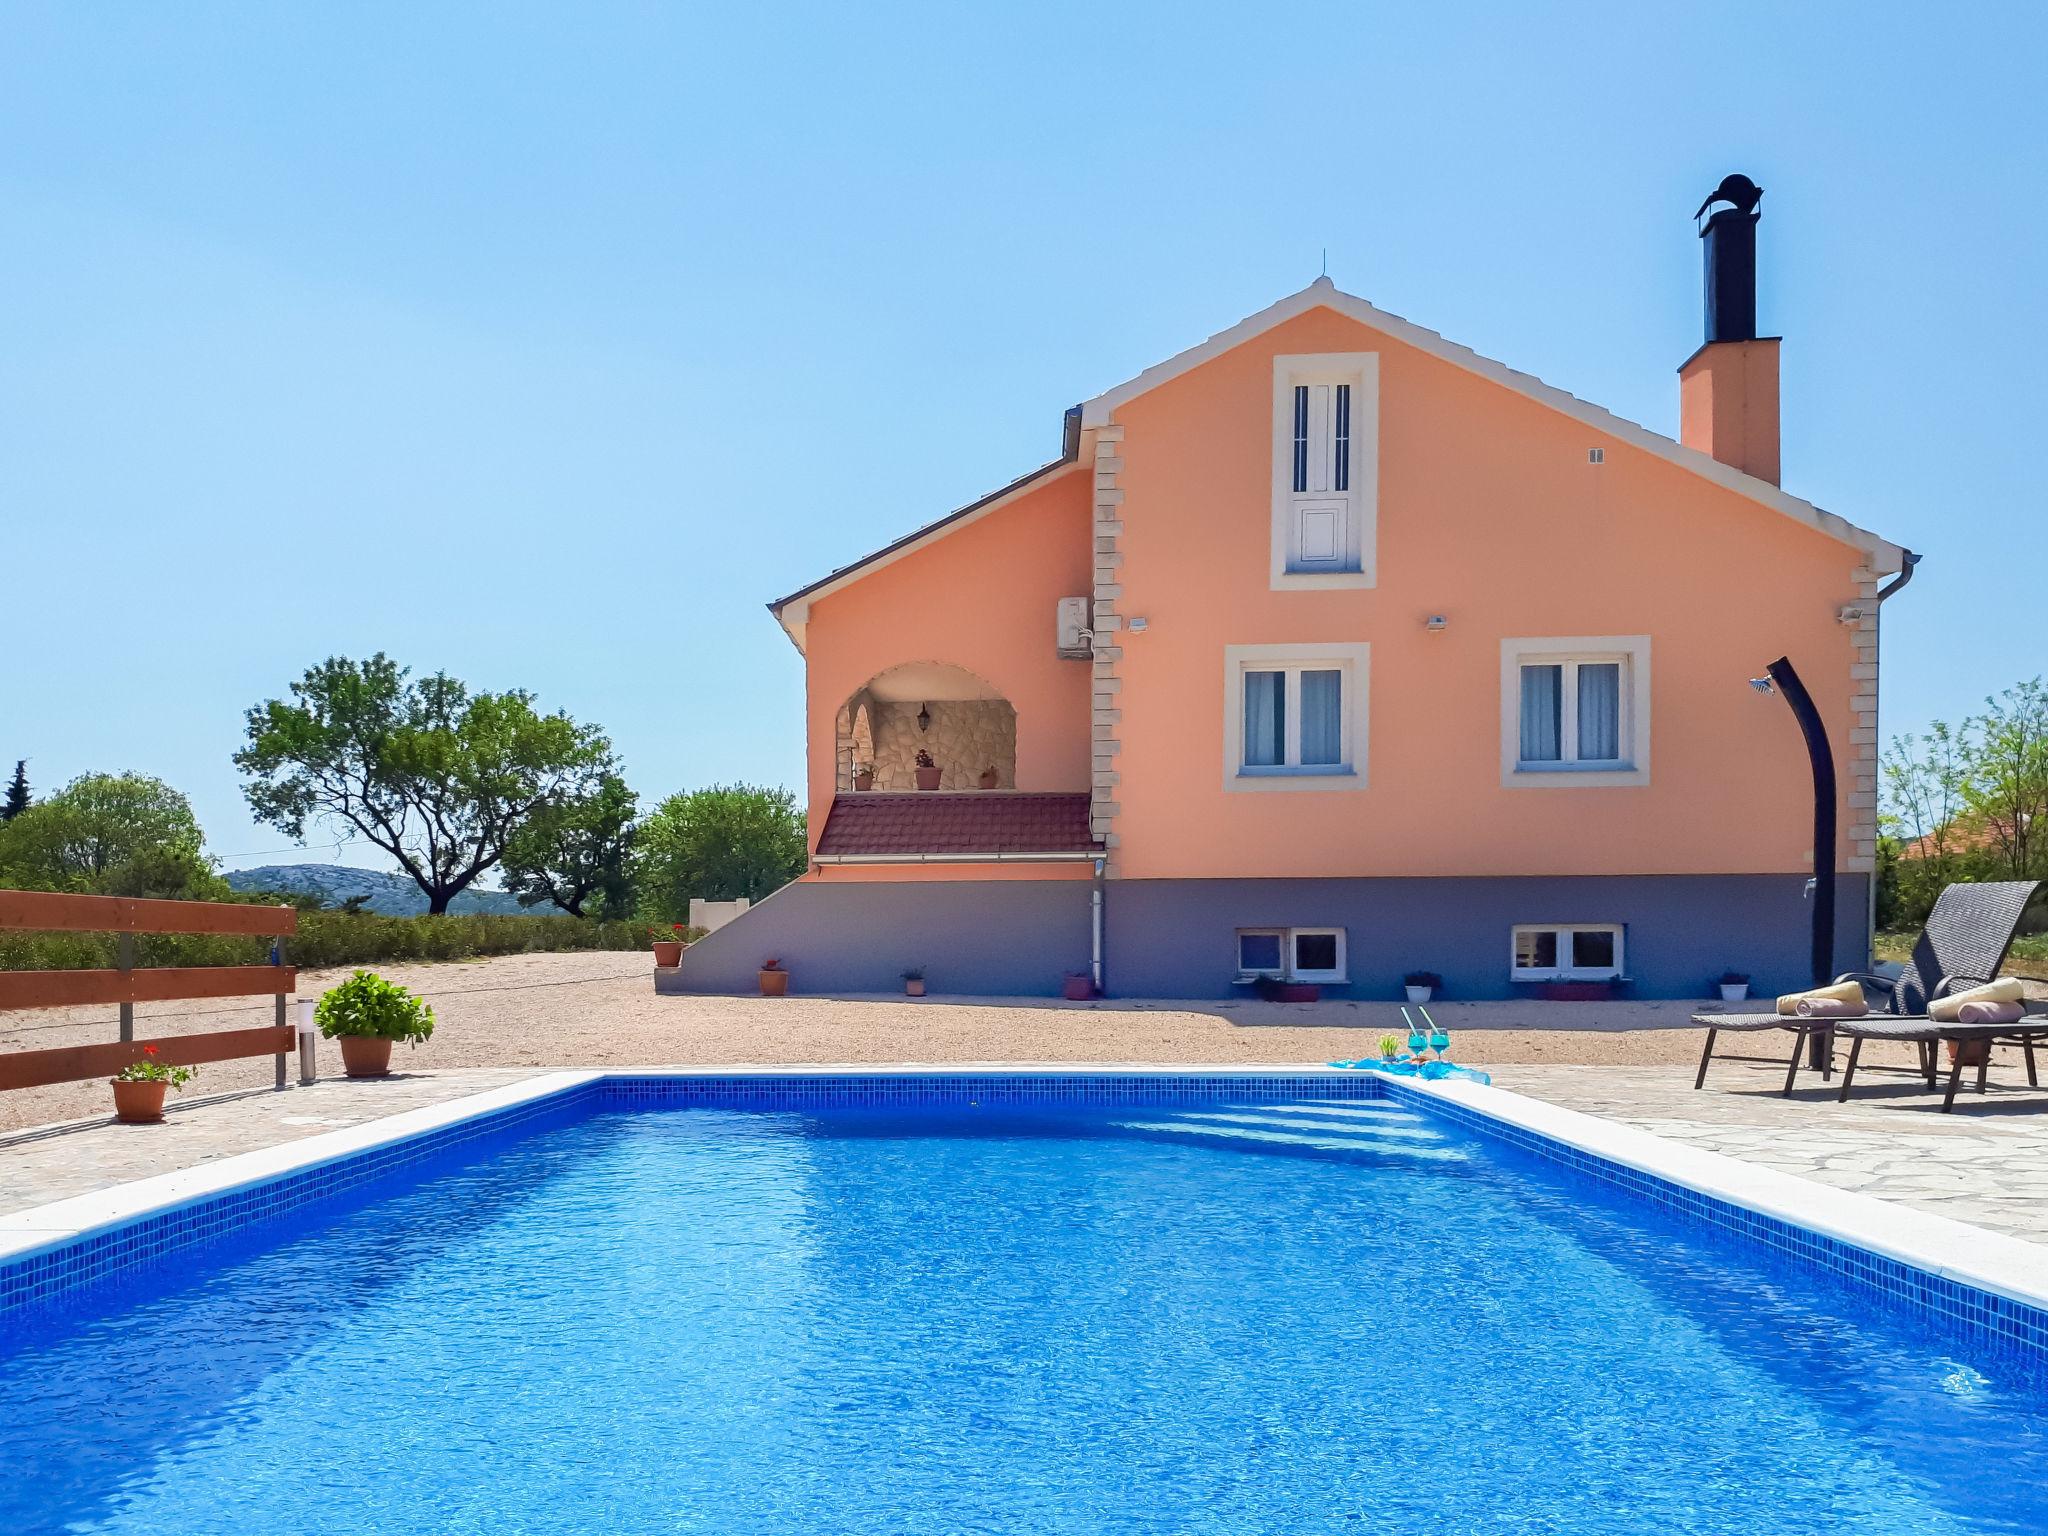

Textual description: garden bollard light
[296,998,318,1086]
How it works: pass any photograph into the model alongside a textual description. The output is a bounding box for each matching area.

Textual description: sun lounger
[1690,879,2041,1098]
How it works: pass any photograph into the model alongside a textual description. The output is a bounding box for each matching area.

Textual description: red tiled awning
[814,793,1100,860]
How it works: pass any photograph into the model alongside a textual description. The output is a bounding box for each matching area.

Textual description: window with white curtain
[1224,643,1369,790]
[1499,637,1651,787]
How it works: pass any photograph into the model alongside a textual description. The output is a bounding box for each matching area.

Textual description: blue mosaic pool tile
[7,1068,2048,1370]
[0,1081,603,1318]
[601,1072,1388,1110]
[1377,1077,2048,1363]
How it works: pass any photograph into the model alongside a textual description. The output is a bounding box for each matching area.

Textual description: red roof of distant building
[815,793,1099,858]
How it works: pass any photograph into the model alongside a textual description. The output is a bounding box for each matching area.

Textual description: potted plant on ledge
[1403,971,1442,1004]
[914,750,942,791]
[651,924,686,968]
[759,958,789,997]
[1062,971,1095,1001]
[853,761,875,792]
[111,1045,196,1125]
[1717,971,1750,1002]
[316,969,436,1079]
[902,967,926,997]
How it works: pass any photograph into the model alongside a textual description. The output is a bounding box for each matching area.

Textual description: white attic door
[1272,355,1376,587]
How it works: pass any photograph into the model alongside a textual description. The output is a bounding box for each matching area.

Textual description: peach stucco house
[676,185,1914,1001]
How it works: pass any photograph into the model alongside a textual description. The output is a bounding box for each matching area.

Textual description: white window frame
[1271,353,1378,590]
[1223,642,1369,792]
[1499,635,1651,788]
[1237,927,1348,984]
[1511,923,1625,981]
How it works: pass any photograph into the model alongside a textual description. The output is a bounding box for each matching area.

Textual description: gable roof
[767,410,1083,653]
[770,279,1909,651]
[1082,277,1907,571]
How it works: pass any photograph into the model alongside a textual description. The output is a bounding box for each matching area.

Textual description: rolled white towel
[1795,996,1867,1019]
[1952,1000,2025,1026]
[1929,977,2025,1022]
[1777,980,1866,1016]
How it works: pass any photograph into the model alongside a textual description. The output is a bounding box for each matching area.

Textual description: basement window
[1511,924,1624,981]
[1237,927,1347,984]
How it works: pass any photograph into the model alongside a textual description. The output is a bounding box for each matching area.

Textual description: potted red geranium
[759,958,790,997]
[110,1045,196,1125]
[651,925,686,967]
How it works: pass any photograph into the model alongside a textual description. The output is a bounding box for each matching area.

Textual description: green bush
[315,970,435,1044]
[0,912,651,973]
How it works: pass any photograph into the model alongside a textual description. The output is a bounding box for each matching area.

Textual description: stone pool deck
[5,1051,2048,1246]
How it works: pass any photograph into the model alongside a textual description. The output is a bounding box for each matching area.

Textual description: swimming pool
[4,1072,2047,1534]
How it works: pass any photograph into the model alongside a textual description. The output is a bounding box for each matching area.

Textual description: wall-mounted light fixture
[1424,615,1448,632]
[1128,617,1149,632]
[917,703,931,733]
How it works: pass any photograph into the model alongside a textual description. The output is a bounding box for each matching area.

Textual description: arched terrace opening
[836,662,1017,793]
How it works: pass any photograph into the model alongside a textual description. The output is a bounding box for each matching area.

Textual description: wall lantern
[917,703,931,733]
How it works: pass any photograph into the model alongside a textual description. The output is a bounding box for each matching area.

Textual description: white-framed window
[1499,636,1651,788]
[1271,353,1378,589]
[1511,924,1625,981]
[1237,927,1348,984]
[1222,642,1369,791]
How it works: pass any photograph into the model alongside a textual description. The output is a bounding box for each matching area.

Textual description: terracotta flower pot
[1949,1037,1991,1068]
[111,1078,167,1125]
[338,1035,394,1078]
[977,769,999,790]
[914,766,942,791]
[905,979,926,996]
[759,968,789,997]
[1062,974,1096,1001]
[652,940,684,967]
[854,771,874,791]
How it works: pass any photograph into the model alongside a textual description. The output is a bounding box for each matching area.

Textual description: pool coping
[4,1065,2048,1344]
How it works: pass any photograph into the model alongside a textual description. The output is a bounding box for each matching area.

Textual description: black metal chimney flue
[1695,173,1764,343]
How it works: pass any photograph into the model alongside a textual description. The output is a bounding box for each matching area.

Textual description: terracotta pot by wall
[759,968,790,997]
[652,941,684,967]
[338,1035,394,1078]
[914,766,942,791]
[111,1078,167,1124]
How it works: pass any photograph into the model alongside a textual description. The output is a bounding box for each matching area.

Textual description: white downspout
[1091,857,1105,996]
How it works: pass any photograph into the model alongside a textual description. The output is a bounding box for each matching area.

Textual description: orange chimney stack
[1680,338,1780,486]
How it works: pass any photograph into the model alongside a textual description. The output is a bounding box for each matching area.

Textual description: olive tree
[500,771,638,918]
[236,655,613,914]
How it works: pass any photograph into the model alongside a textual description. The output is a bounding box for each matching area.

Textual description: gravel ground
[0,951,1999,1134]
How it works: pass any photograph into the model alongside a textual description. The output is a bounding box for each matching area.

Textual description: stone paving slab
[0,1068,545,1215]
[1495,1057,2048,1246]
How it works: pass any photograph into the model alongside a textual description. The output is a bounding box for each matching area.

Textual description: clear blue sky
[4,2,2042,875]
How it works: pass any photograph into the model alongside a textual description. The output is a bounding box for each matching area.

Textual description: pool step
[1112,1104,1465,1163]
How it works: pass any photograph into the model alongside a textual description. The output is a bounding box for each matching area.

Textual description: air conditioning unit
[1055,596,1092,658]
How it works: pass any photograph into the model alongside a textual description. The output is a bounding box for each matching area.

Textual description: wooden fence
[0,890,306,1094]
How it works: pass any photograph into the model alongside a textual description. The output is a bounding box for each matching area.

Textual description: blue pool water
[5,1093,2048,1534]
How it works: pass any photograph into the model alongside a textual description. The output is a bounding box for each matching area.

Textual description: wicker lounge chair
[1691,879,2042,1099]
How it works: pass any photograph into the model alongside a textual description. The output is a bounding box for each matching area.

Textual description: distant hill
[225,864,533,916]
